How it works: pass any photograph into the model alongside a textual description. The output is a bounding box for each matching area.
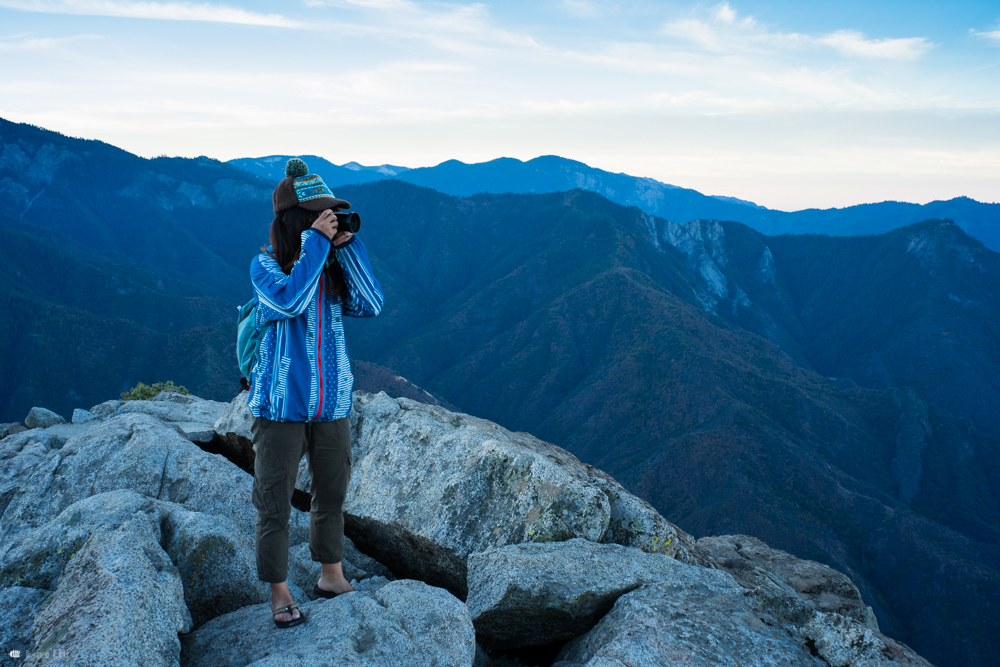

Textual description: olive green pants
[251,417,352,583]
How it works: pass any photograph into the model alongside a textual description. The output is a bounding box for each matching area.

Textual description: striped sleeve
[251,229,330,322]
[335,237,384,318]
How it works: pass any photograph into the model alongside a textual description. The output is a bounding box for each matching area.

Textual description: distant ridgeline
[230,154,1000,252]
[2,116,1000,667]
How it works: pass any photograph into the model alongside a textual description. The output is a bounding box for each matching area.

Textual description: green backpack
[237,298,271,385]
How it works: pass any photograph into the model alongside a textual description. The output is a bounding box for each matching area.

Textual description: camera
[334,211,361,234]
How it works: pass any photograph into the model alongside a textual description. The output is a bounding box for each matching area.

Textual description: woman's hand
[311,209,339,240]
[332,230,354,248]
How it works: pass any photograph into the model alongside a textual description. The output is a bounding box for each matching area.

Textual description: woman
[248,158,383,628]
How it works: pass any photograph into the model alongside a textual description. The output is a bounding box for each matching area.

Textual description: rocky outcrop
[0,392,934,667]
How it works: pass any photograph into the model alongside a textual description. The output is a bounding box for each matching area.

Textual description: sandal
[313,584,341,599]
[272,603,304,629]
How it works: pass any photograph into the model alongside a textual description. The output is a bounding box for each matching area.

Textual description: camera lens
[335,211,361,234]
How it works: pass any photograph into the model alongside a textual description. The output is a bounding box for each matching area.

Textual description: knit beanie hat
[272,158,351,216]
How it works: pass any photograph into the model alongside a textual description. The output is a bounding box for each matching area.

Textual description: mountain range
[229,154,1000,253]
[3,116,999,666]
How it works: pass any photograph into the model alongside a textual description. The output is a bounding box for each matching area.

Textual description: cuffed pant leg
[306,418,352,564]
[251,417,307,583]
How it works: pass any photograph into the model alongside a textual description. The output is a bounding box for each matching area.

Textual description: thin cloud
[820,30,933,60]
[969,27,1000,44]
[0,33,102,51]
[0,0,304,27]
[662,2,934,60]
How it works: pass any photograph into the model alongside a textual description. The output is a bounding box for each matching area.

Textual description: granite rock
[698,534,878,628]
[180,578,476,667]
[344,392,695,599]
[467,538,688,649]
[24,408,64,430]
[71,409,97,424]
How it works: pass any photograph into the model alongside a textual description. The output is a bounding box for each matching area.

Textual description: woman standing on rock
[247,158,383,628]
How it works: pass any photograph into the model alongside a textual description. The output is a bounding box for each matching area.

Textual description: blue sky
[1,0,998,209]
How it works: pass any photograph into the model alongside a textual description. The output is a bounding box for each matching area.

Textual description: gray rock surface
[804,611,931,666]
[587,468,698,560]
[23,494,192,667]
[88,400,122,419]
[114,395,228,425]
[0,422,20,438]
[180,578,476,667]
[345,392,695,599]
[0,413,256,540]
[0,586,49,662]
[467,538,687,649]
[161,504,278,627]
[6,424,28,436]
[698,535,878,628]
[71,409,97,424]
[213,391,255,468]
[553,571,825,667]
[552,538,933,667]
[0,391,934,667]
[0,431,60,520]
[23,408,64,430]
[174,422,218,444]
[39,421,98,444]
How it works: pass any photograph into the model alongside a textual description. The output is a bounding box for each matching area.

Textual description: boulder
[552,538,934,667]
[71,409,97,424]
[0,490,168,591]
[698,535,878,628]
[7,424,28,435]
[0,430,60,520]
[114,395,228,426]
[467,538,688,650]
[24,495,192,667]
[1,422,20,438]
[0,413,256,540]
[552,571,826,667]
[88,400,122,419]
[24,407,65,430]
[344,392,694,600]
[180,578,476,667]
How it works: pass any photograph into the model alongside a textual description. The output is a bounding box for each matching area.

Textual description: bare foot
[317,561,355,595]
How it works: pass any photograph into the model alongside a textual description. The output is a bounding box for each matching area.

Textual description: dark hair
[265,206,346,301]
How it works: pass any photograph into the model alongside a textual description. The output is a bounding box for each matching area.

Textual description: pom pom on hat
[285,158,309,179]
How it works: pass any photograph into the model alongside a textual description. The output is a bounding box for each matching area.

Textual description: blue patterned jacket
[247,229,383,422]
